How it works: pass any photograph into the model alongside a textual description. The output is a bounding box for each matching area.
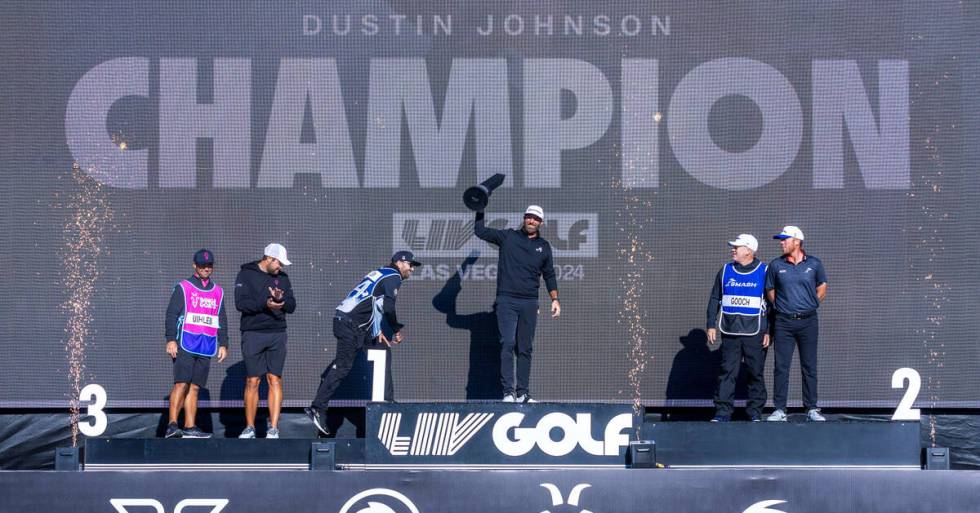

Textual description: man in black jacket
[305,251,420,436]
[475,205,560,403]
[163,249,228,439]
[234,243,297,439]
[706,234,770,422]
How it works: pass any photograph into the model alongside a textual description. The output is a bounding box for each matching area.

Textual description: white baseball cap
[263,243,291,266]
[773,226,805,241]
[728,233,759,252]
[525,205,544,219]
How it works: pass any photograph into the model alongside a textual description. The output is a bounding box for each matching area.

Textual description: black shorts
[242,331,287,377]
[173,348,211,387]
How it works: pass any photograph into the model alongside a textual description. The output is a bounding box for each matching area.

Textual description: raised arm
[474,211,505,245]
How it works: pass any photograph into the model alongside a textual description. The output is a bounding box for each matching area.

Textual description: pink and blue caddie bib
[178,280,223,357]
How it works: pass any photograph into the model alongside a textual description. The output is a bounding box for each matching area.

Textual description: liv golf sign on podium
[365,403,635,469]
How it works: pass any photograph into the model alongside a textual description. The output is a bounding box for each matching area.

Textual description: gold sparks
[612,177,655,438]
[909,73,952,428]
[61,162,114,446]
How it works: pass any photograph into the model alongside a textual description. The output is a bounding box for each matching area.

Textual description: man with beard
[305,251,421,436]
[475,205,560,403]
[164,249,228,438]
[234,243,297,438]
[765,226,828,422]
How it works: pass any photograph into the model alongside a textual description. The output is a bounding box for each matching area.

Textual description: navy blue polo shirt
[764,253,827,314]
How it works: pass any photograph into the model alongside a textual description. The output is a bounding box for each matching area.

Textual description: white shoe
[766,409,788,422]
[516,394,538,403]
[266,427,280,439]
[238,426,256,439]
[502,394,516,403]
[807,409,826,422]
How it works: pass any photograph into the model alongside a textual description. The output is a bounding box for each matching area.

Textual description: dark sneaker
[164,422,182,438]
[749,415,763,422]
[305,406,330,436]
[710,415,731,423]
[181,426,212,439]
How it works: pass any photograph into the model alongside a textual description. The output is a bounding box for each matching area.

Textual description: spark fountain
[60,162,114,446]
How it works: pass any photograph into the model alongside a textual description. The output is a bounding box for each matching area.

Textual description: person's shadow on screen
[431,254,502,400]
[665,329,721,420]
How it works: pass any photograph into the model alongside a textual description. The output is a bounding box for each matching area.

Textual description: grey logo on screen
[66,58,908,191]
[393,213,597,258]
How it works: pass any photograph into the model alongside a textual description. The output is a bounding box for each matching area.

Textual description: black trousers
[772,314,819,410]
[714,332,768,417]
[311,317,393,410]
[495,295,539,396]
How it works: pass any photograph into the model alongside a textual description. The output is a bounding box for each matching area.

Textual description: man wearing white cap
[765,226,828,422]
[474,205,560,403]
[706,234,771,422]
[234,243,297,438]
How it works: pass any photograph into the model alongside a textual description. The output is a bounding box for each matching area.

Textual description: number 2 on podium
[891,368,921,421]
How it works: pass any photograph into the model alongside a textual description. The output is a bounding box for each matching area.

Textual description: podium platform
[84,438,364,471]
[640,420,921,469]
[81,403,924,471]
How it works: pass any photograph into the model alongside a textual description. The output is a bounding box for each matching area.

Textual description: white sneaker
[767,409,788,422]
[807,409,826,422]
[238,426,256,439]
[516,394,538,403]
[266,427,280,439]
[503,394,516,402]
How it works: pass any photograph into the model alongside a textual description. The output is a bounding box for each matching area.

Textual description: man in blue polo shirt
[765,226,828,422]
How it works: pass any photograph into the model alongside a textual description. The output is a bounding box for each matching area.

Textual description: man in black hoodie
[234,243,297,439]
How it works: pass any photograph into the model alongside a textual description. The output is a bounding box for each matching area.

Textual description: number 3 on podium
[79,383,108,437]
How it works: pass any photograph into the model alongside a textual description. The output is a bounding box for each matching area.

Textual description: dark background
[1,1,978,407]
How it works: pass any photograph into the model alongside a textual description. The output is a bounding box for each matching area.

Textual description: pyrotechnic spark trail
[613,177,656,438]
[908,67,952,444]
[60,162,114,446]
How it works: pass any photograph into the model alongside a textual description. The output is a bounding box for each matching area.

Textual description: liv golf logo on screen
[392,213,598,258]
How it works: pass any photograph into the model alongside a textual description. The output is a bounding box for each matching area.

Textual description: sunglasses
[524,214,543,222]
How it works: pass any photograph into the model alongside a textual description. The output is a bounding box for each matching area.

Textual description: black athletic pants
[772,313,819,410]
[311,316,393,410]
[713,332,768,418]
[495,295,539,397]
